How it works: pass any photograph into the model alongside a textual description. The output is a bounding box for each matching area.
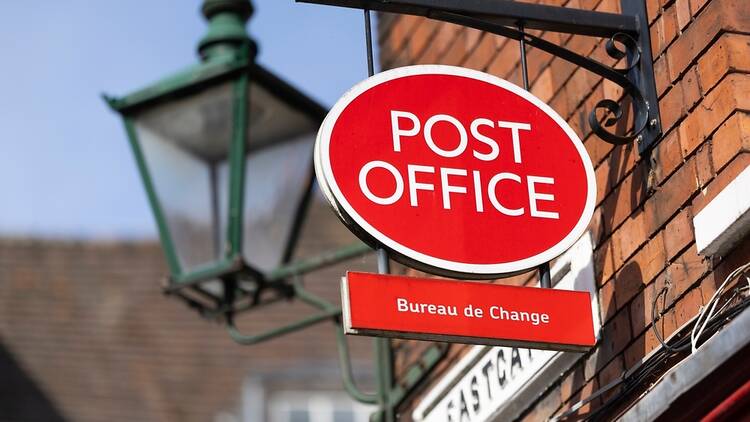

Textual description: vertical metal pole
[519,24,530,91]
[375,249,395,422]
[519,23,552,289]
[364,9,376,77]
[364,10,395,421]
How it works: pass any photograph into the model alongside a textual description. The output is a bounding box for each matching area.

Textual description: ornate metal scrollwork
[300,0,662,152]
[587,32,650,145]
[431,11,655,148]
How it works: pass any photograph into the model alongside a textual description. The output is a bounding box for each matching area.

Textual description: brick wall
[378,0,750,419]
[0,195,376,422]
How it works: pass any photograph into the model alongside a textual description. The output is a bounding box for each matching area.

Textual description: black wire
[581,296,750,421]
[651,286,691,353]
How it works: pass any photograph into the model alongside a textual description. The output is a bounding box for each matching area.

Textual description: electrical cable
[584,295,750,422]
[651,286,691,353]
[691,262,750,353]
[551,260,750,422]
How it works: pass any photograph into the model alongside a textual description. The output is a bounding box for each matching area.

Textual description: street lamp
[104,0,361,321]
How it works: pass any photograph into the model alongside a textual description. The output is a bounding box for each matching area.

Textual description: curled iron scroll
[588,32,649,145]
[427,11,653,148]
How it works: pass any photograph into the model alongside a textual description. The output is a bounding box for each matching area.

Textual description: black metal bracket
[298,0,662,153]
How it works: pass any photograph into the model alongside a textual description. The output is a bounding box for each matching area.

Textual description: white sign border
[316,65,597,276]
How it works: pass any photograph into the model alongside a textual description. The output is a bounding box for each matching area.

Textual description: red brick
[639,232,668,279]
[660,83,686,132]
[549,56,577,89]
[462,28,483,52]
[613,211,649,264]
[665,247,711,303]
[531,67,555,102]
[654,56,671,97]
[693,143,715,189]
[699,272,720,306]
[653,131,683,187]
[667,0,750,82]
[599,278,617,322]
[564,68,595,113]
[407,18,438,60]
[602,79,624,105]
[610,143,640,187]
[567,34,599,61]
[661,6,680,53]
[525,47,553,84]
[647,0,660,23]
[675,0,692,30]
[673,287,704,328]
[600,163,647,238]
[681,66,702,110]
[693,152,750,213]
[598,354,624,402]
[624,328,661,369]
[614,234,666,306]
[677,111,705,158]
[595,0,619,13]
[462,32,498,71]
[571,379,600,415]
[560,364,589,404]
[644,156,698,233]
[595,159,611,204]
[549,89,572,122]
[711,112,750,172]
[661,306,680,339]
[589,207,606,247]
[697,33,750,94]
[584,346,605,382]
[486,39,520,79]
[630,281,657,338]
[415,22,461,64]
[523,386,562,422]
[595,239,618,285]
[599,308,632,365]
[689,0,709,14]
[650,7,677,59]
[698,75,750,139]
[590,37,619,68]
[386,15,422,55]
[584,128,615,166]
[663,208,695,260]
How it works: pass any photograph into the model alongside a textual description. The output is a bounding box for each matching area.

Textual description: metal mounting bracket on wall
[298,0,662,154]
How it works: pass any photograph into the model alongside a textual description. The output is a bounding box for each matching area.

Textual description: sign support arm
[297,0,662,153]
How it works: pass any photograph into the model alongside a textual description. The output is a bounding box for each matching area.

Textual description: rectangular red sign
[342,272,595,352]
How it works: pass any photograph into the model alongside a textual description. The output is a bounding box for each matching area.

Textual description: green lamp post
[104,0,369,324]
[104,3,448,419]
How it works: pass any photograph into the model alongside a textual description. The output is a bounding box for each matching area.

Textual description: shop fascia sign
[315,65,597,351]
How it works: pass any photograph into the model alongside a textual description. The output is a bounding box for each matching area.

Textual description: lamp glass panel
[131,74,319,279]
[239,79,319,272]
[132,81,234,273]
[242,134,314,271]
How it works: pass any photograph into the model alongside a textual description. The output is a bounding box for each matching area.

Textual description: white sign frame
[315,65,596,277]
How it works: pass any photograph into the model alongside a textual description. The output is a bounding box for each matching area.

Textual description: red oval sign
[315,65,595,278]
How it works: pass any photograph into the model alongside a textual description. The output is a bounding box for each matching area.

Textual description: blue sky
[0,0,373,239]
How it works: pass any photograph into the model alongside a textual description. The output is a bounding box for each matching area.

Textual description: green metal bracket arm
[226,280,340,345]
[334,320,379,404]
